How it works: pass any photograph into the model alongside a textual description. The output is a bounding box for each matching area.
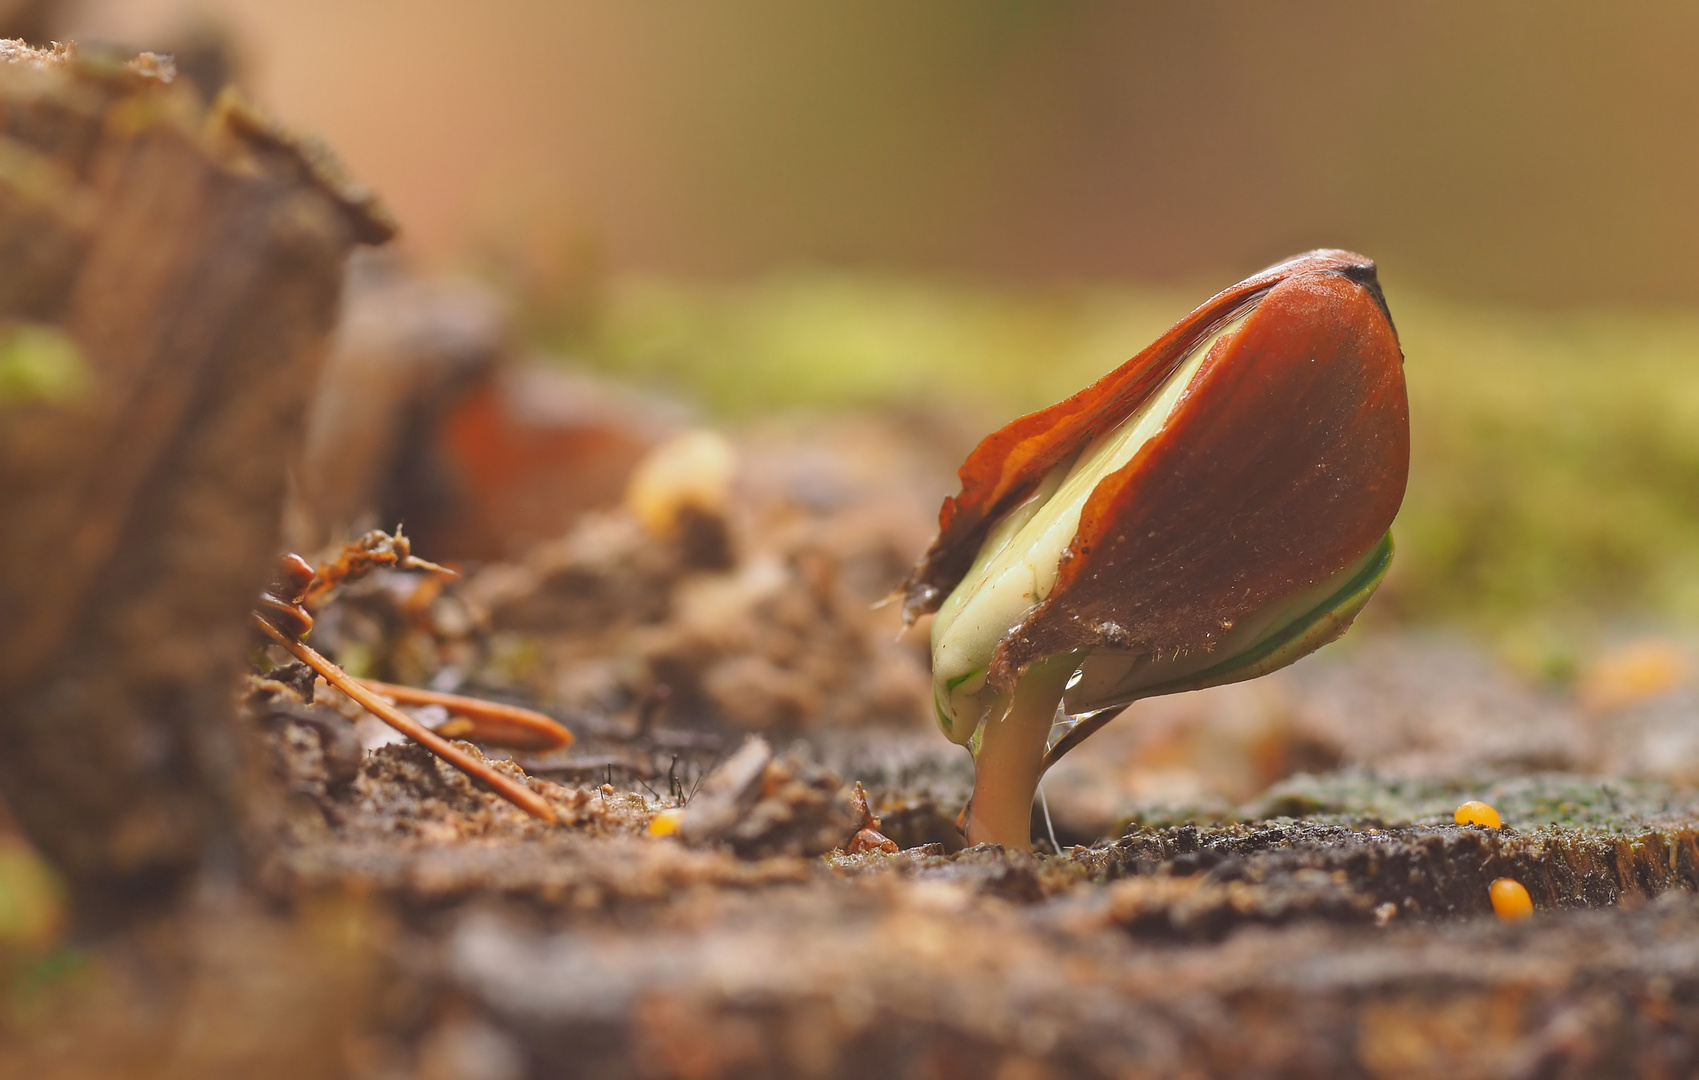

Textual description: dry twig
[254,536,568,823]
[355,680,572,751]
[302,527,453,610]
[252,614,556,823]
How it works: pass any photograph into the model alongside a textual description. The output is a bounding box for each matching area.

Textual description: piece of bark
[0,42,392,922]
[290,260,508,551]
[292,256,679,561]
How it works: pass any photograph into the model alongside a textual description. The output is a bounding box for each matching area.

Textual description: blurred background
[39,1,1694,304]
[37,1,1699,303]
[0,3,1692,686]
[17,0,1691,651]
[0,0,1684,679]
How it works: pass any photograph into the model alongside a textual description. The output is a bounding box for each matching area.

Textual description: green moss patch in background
[550,270,1699,633]
[0,323,87,407]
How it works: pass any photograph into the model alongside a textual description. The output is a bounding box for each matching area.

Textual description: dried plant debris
[301,527,453,609]
[293,437,936,762]
[251,539,567,822]
[845,781,900,855]
[676,737,862,858]
[458,508,931,738]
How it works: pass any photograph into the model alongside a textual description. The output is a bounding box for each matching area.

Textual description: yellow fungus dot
[1454,800,1502,829]
[1489,877,1533,921]
[647,808,684,838]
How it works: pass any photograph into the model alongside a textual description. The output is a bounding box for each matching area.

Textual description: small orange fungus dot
[1454,800,1502,828]
[647,808,684,838]
[1489,877,1533,921]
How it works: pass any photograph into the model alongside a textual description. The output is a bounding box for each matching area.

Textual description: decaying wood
[0,41,392,920]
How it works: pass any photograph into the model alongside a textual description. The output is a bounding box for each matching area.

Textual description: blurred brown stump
[293,257,680,563]
[0,42,392,922]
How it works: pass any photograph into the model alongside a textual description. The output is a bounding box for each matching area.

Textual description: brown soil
[14,482,1699,1078]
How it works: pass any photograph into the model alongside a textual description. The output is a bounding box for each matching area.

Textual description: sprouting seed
[899,250,1410,850]
[1455,800,1502,829]
[1489,878,1533,921]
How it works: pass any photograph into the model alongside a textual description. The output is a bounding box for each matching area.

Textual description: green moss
[585,270,1195,419]
[0,323,87,406]
[563,270,1699,630]
[1249,769,1690,832]
[0,842,65,952]
[1391,296,1699,630]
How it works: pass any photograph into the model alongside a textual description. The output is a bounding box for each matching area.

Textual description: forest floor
[10,409,1699,1080]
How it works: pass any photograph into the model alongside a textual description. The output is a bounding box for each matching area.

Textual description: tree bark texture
[0,42,392,920]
